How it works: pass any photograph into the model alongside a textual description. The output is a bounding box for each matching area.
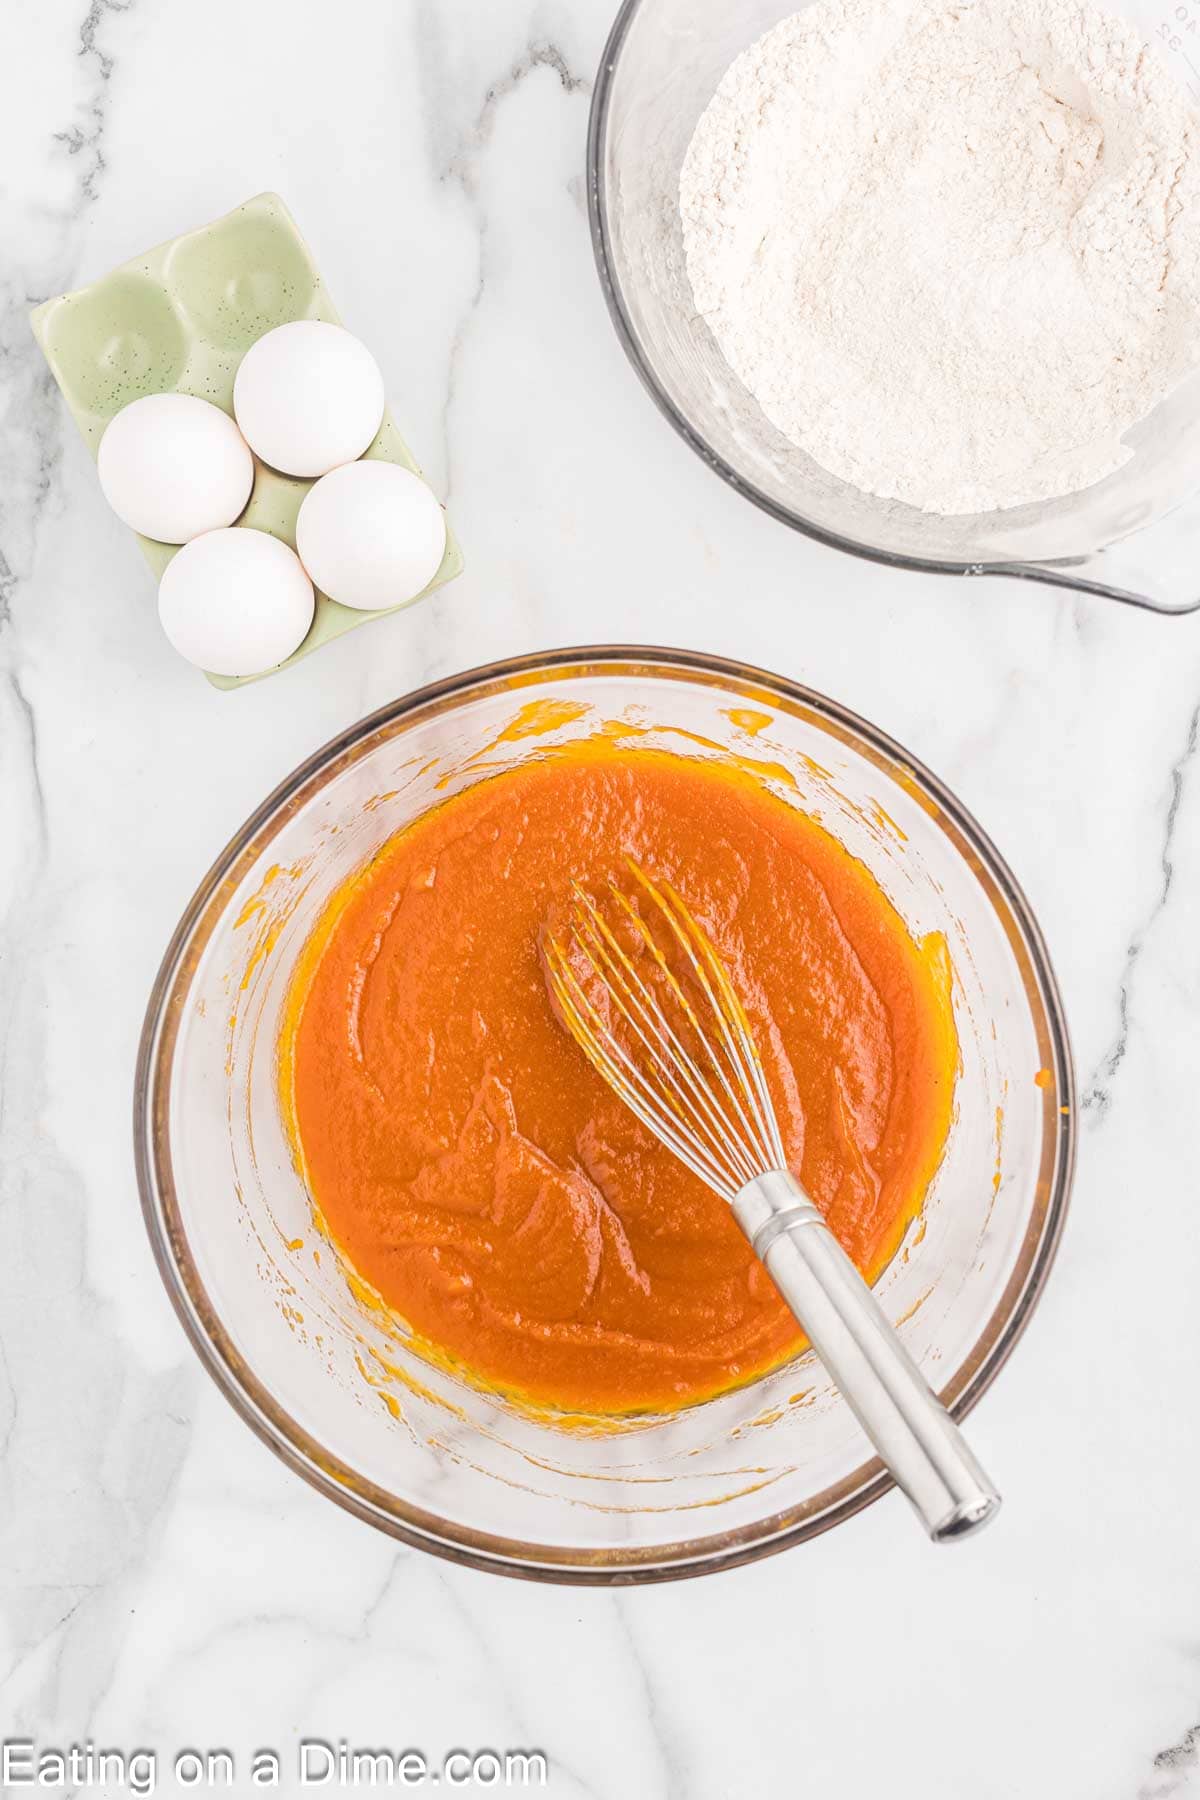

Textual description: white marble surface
[2,1,1200,1794]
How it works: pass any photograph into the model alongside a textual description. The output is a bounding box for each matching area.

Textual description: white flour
[680,0,1200,513]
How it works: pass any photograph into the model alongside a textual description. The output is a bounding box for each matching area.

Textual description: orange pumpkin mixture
[280,742,956,1414]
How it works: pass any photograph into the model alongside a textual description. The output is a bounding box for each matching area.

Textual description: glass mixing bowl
[588,0,1200,613]
[136,648,1074,1582]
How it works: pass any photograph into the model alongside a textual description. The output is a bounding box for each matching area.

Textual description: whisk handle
[733,1171,1001,1542]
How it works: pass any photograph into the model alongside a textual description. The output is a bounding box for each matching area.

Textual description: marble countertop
[2,1,1199,1794]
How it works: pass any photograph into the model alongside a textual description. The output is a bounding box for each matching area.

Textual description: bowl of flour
[588,0,1200,611]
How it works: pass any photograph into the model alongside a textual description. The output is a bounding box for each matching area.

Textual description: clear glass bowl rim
[134,645,1076,1584]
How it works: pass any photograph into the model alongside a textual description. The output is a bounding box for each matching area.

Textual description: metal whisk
[543,860,1000,1543]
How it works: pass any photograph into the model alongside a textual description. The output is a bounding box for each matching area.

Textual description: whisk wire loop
[625,864,788,1170]
[542,937,741,1198]
[543,861,790,1200]
[572,884,764,1192]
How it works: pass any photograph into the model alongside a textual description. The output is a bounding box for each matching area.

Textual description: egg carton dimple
[29,190,463,690]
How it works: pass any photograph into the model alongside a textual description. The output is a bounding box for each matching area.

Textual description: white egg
[158,528,315,677]
[295,462,447,612]
[97,394,254,544]
[233,320,385,477]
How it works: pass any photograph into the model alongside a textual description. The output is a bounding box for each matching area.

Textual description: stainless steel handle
[733,1170,1001,1542]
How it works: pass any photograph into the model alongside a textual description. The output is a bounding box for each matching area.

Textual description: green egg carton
[29,191,462,690]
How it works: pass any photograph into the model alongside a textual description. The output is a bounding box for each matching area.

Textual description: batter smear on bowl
[280,743,957,1414]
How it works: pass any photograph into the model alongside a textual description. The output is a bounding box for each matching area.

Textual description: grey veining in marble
[2,1,1200,1795]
